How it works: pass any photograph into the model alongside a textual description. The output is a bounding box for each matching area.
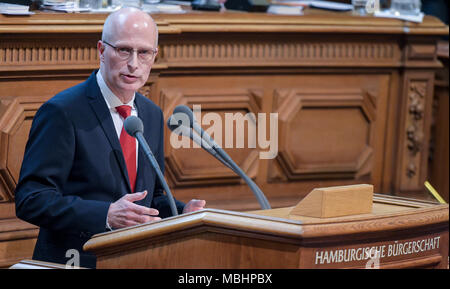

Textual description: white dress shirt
[96,71,139,167]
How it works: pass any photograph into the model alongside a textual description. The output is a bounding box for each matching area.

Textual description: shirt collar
[96,70,136,110]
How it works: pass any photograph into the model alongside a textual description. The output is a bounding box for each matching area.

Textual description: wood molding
[1,11,447,35]
[271,87,378,181]
[160,37,402,68]
[0,34,100,72]
[0,96,47,202]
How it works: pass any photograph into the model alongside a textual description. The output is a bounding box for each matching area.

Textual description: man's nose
[127,51,139,70]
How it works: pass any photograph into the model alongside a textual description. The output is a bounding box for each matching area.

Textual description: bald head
[102,8,158,47]
[98,8,159,102]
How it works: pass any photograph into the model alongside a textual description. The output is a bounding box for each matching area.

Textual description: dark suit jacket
[15,71,185,268]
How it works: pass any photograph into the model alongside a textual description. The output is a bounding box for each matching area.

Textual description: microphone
[172,105,234,165]
[172,105,208,145]
[170,105,271,210]
[167,115,237,173]
[124,115,178,216]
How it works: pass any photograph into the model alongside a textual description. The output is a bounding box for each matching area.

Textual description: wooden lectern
[83,185,449,269]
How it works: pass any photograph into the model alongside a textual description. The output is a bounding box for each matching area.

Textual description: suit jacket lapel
[134,95,149,193]
[86,72,132,195]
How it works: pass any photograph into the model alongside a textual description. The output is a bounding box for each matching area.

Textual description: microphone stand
[135,132,178,217]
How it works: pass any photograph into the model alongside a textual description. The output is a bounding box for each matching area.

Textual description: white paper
[374,10,424,23]
[0,1,31,14]
[271,0,352,11]
[142,3,185,13]
[310,0,352,11]
[267,5,303,15]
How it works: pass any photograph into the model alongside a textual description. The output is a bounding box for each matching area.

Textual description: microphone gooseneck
[167,115,236,173]
[169,105,271,210]
[124,116,178,216]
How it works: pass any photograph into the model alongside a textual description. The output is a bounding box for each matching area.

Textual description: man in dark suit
[14,8,205,269]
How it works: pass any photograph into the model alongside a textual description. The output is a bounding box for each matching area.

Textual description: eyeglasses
[103,40,158,62]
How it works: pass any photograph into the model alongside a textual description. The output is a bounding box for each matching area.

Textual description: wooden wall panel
[429,41,449,203]
[159,85,262,187]
[0,76,92,267]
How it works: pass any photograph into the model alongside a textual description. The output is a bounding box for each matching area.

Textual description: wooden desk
[0,9,448,267]
[84,194,448,269]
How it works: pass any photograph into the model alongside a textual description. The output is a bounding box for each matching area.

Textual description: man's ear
[97,41,105,61]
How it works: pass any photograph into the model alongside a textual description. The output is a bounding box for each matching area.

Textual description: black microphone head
[169,106,194,131]
[167,115,180,132]
[124,115,144,136]
[173,105,194,126]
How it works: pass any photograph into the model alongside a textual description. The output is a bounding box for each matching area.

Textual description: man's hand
[183,199,206,214]
[107,190,161,229]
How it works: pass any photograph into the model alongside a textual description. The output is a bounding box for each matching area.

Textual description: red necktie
[116,105,136,193]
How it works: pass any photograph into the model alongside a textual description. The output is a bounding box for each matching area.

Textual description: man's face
[98,17,157,100]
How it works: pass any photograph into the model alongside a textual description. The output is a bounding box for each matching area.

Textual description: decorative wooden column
[394,37,444,198]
